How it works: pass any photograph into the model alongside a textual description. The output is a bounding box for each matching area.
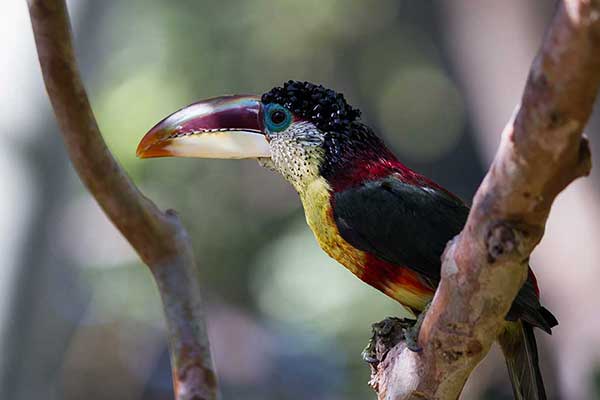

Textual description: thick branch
[27,1,219,399]
[370,1,598,399]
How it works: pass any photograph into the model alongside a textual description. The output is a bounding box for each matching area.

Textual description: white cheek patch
[164,131,271,159]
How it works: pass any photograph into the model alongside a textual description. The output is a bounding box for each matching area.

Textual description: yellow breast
[299,177,366,276]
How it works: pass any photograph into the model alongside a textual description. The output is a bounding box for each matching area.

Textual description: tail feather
[499,321,547,400]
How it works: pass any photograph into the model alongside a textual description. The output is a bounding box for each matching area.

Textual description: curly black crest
[261,80,361,132]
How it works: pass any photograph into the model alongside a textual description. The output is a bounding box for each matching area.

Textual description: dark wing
[333,176,469,284]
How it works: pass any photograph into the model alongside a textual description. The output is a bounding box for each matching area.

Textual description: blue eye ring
[264,103,292,132]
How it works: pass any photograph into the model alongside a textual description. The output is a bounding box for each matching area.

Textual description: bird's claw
[402,325,422,352]
[363,302,432,363]
[362,317,415,364]
[361,337,379,364]
[403,301,432,353]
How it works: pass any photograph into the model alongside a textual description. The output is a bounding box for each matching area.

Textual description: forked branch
[27,1,219,399]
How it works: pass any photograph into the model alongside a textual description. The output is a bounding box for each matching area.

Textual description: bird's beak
[136,95,270,159]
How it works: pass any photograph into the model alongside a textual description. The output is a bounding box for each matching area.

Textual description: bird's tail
[498,321,547,400]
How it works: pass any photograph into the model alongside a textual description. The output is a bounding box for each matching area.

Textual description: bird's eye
[264,104,292,132]
[270,110,286,125]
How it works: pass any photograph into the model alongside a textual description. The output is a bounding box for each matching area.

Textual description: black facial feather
[262,81,392,182]
[261,80,361,132]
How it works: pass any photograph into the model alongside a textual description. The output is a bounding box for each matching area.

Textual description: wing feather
[332,176,469,283]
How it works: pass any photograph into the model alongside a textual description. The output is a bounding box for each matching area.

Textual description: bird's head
[137,81,393,192]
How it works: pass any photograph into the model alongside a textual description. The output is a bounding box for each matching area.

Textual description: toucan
[137,80,557,400]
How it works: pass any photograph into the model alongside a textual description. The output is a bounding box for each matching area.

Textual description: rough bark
[27,1,219,399]
[369,1,598,399]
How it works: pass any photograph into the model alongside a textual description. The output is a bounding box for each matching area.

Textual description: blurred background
[2,1,600,399]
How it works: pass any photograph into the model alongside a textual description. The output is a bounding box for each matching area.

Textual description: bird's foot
[361,337,378,364]
[402,301,432,353]
[362,317,415,364]
[402,324,422,352]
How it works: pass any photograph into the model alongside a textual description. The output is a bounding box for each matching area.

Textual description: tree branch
[369,1,598,398]
[27,1,219,399]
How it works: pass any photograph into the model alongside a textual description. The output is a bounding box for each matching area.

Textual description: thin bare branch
[27,1,219,398]
[369,1,598,398]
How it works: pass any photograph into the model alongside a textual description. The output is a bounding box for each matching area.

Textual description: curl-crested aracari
[137,81,557,400]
